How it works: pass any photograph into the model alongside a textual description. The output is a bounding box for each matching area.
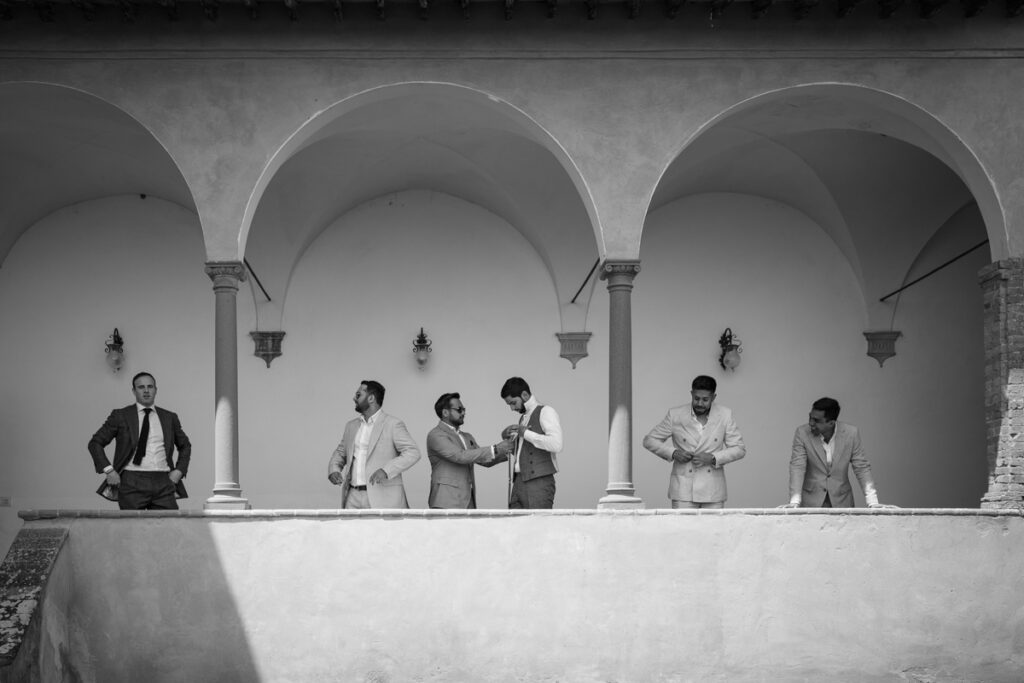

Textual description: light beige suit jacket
[328,411,421,509]
[790,422,877,507]
[643,403,746,503]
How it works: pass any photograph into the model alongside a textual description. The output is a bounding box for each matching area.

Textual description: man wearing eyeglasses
[426,392,513,509]
[783,397,886,508]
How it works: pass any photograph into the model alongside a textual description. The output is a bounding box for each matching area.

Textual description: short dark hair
[691,375,717,393]
[131,372,156,388]
[434,392,461,419]
[500,377,531,399]
[361,380,386,406]
[812,397,840,422]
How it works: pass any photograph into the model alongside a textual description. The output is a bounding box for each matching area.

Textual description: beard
[354,399,370,414]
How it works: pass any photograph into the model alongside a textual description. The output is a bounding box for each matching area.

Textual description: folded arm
[172,414,192,478]
[522,406,563,454]
[87,411,120,473]
[711,416,745,467]
[642,413,677,461]
[327,435,348,484]
[382,420,422,478]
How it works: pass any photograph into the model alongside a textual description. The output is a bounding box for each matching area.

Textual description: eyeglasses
[449,406,466,413]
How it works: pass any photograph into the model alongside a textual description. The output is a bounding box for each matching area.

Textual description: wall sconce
[718,327,742,371]
[105,328,125,372]
[412,327,432,368]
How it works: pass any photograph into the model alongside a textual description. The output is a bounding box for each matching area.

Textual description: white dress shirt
[351,410,380,486]
[124,403,168,472]
[820,433,835,466]
[514,395,563,473]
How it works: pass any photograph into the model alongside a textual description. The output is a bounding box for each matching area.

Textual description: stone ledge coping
[16,507,1024,520]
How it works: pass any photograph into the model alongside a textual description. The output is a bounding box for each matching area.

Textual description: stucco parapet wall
[16,507,1024,520]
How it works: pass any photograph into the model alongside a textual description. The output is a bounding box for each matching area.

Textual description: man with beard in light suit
[328,380,421,509]
[643,374,746,509]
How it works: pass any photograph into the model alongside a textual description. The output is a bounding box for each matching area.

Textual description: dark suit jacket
[88,404,192,499]
[426,421,506,509]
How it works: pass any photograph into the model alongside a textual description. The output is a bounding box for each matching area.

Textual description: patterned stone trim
[0,526,69,666]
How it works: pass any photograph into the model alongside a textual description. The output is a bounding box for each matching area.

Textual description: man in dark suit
[426,392,512,509]
[785,397,885,508]
[88,371,192,510]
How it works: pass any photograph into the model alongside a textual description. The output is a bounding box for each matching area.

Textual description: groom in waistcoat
[500,377,563,509]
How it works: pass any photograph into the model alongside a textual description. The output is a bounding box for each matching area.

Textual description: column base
[598,493,645,509]
[204,494,251,510]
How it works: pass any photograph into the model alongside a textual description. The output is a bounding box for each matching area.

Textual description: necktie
[513,412,527,469]
[133,408,152,466]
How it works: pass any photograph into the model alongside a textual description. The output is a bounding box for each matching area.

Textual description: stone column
[598,260,644,509]
[979,258,1024,509]
[205,262,251,510]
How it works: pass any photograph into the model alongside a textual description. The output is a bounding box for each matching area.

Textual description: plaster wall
[0,18,1019,259]
[0,196,214,559]
[0,187,986,560]
[11,511,1024,682]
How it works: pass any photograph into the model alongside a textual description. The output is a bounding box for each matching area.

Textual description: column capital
[599,259,641,282]
[205,261,248,290]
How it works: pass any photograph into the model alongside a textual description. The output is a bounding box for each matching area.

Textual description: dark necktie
[133,408,152,466]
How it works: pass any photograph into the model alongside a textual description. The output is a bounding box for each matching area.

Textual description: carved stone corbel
[557,332,592,369]
[863,330,901,367]
[251,331,286,368]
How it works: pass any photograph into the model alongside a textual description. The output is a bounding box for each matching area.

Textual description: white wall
[0,187,988,560]
[14,512,1024,683]
[0,196,213,558]
[237,189,610,511]
[634,193,987,509]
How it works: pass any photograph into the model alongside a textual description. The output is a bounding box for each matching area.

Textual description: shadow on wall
[5,511,1024,682]
[0,515,260,683]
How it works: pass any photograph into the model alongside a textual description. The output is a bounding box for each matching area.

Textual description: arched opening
[238,82,607,508]
[0,83,209,557]
[634,84,993,508]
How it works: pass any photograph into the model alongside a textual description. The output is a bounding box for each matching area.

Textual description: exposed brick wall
[980,259,1024,508]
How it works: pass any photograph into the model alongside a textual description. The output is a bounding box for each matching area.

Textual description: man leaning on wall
[782,397,892,509]
[88,371,192,510]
